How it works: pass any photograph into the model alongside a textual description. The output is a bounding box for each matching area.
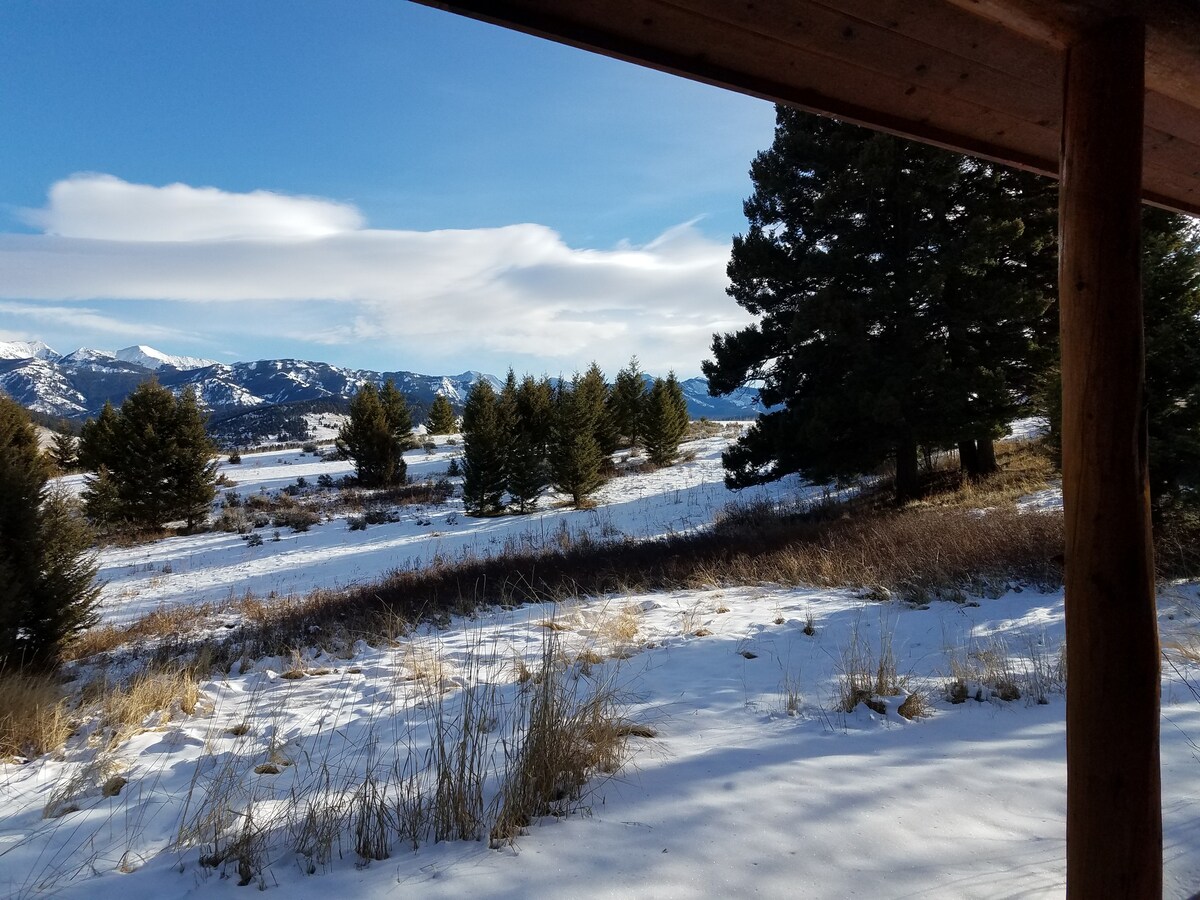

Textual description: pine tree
[78,401,118,472]
[1143,209,1200,513]
[171,388,220,530]
[426,394,457,435]
[79,382,219,531]
[704,107,1056,500]
[0,395,98,669]
[643,373,691,467]
[610,356,648,452]
[50,428,78,473]
[507,375,553,512]
[550,377,605,507]
[337,380,415,488]
[577,363,619,459]
[461,379,508,515]
[379,379,417,484]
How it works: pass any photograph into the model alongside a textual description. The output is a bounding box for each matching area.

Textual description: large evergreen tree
[643,372,691,467]
[609,357,648,452]
[78,401,118,472]
[1,396,99,669]
[79,382,218,531]
[426,394,457,435]
[704,108,1056,499]
[507,375,554,512]
[461,379,508,516]
[337,380,416,488]
[550,376,605,507]
[577,363,619,459]
[1144,209,1200,512]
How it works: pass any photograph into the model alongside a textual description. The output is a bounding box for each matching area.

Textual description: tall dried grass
[0,672,70,758]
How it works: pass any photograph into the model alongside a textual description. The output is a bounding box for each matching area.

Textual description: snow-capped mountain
[114,345,220,371]
[0,340,765,427]
[0,340,59,361]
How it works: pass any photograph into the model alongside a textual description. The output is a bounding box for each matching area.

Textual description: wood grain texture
[1058,17,1161,899]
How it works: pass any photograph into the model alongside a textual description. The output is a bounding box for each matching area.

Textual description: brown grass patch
[917,441,1057,509]
[491,645,629,845]
[97,667,201,744]
[0,672,71,758]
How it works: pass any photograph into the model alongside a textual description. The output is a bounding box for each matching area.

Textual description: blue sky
[0,1,775,377]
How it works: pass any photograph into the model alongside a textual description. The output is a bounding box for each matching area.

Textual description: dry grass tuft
[491,642,634,845]
[1165,637,1200,664]
[0,672,71,758]
[836,615,902,714]
[896,691,930,720]
[97,667,201,744]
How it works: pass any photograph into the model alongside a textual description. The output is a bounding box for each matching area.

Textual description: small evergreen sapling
[426,394,457,435]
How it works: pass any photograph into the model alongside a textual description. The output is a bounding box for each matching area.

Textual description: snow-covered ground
[75,432,820,626]
[4,429,1198,898]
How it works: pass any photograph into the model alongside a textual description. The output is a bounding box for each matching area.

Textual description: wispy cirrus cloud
[1,175,748,374]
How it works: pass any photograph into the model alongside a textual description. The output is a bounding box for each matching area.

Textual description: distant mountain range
[0,341,768,441]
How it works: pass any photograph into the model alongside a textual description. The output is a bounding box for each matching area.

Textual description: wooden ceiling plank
[939,0,1121,47]
[1145,90,1200,153]
[1143,126,1200,183]
[1144,160,1200,212]
[814,0,1062,85]
[664,0,1059,128]
[1146,27,1200,109]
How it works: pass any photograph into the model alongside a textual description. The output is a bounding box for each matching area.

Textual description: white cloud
[2,175,751,374]
[19,173,363,241]
[0,301,183,341]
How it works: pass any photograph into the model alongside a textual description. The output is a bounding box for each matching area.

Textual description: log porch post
[1059,16,1161,898]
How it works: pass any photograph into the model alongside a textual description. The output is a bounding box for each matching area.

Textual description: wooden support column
[1059,16,1161,898]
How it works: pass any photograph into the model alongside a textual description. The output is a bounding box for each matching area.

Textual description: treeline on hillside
[707,106,1200,513]
[207,398,351,448]
[334,361,689,516]
[458,361,688,515]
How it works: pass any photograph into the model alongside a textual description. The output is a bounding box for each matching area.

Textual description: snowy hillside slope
[5,428,1200,898]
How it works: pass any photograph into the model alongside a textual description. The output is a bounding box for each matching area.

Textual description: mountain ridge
[0,340,766,429]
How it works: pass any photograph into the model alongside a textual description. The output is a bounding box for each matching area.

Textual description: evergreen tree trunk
[975,437,997,475]
[894,438,920,502]
[958,440,981,477]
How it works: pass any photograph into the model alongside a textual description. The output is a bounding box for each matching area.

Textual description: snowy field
[4,426,1199,898]
[70,431,819,626]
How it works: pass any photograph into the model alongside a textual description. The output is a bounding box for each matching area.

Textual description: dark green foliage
[461,379,508,516]
[426,394,457,435]
[336,380,416,488]
[172,389,221,529]
[50,431,78,473]
[577,363,619,458]
[550,377,605,507]
[77,401,118,472]
[0,395,99,669]
[1038,209,1200,515]
[507,375,554,512]
[609,357,648,451]
[79,383,219,531]
[643,373,691,467]
[1142,209,1200,513]
[704,107,1057,500]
